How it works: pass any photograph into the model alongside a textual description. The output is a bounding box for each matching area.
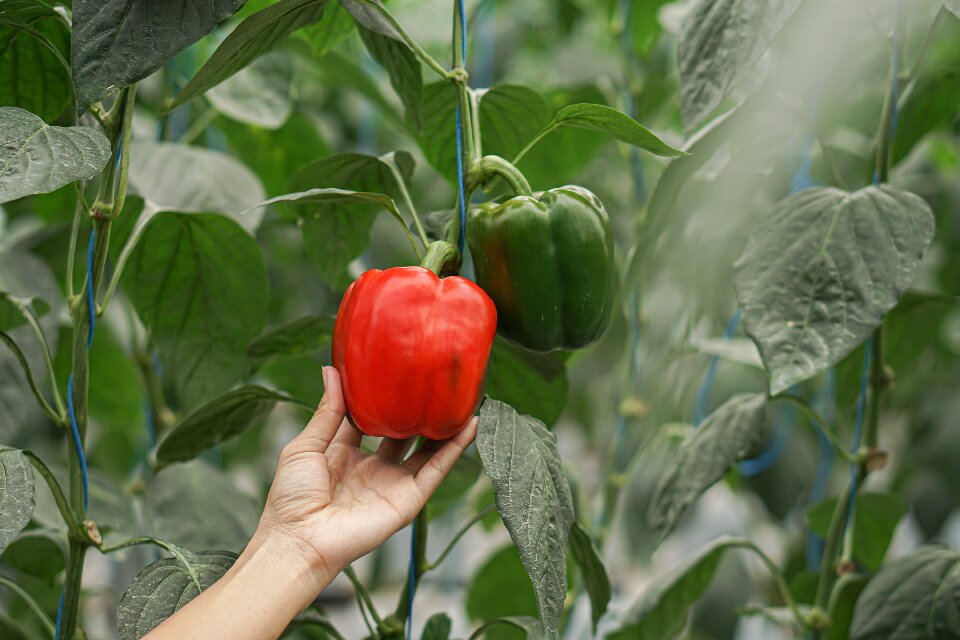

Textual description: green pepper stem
[471,155,533,196]
[420,241,462,277]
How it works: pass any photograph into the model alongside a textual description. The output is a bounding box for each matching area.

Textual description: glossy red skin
[332,267,497,440]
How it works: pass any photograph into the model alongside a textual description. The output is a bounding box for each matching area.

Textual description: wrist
[241,526,339,594]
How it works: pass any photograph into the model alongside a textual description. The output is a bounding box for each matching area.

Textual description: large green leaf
[421,613,452,640]
[0,448,33,554]
[649,393,769,538]
[219,113,331,198]
[1,529,65,582]
[207,51,295,130]
[806,493,905,572]
[0,2,70,121]
[733,186,935,394]
[156,385,302,467]
[851,546,960,639]
[476,400,574,639]
[283,151,414,287]
[0,107,110,204]
[677,0,800,130]
[246,315,336,360]
[418,83,550,183]
[354,21,422,130]
[127,141,266,234]
[71,0,244,110]
[467,544,539,629]
[123,212,269,409]
[167,0,327,113]
[145,461,260,553]
[295,0,355,57]
[522,104,683,161]
[117,548,237,640]
[486,338,567,427]
[569,522,611,633]
[606,537,751,640]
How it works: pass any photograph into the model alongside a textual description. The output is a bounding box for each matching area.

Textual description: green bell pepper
[467,185,614,352]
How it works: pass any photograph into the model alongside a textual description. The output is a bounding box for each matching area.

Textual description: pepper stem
[470,155,533,196]
[420,241,462,277]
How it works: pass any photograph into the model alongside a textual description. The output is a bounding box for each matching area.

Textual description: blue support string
[693,309,740,426]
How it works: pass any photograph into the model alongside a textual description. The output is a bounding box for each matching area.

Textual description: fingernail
[321,366,331,390]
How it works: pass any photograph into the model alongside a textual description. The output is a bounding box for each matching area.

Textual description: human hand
[250,366,478,580]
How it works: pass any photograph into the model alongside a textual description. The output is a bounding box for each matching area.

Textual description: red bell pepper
[332,266,497,440]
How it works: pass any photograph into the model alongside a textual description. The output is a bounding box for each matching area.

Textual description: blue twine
[454,0,468,255]
[405,518,417,639]
[57,227,97,640]
[693,309,740,426]
[738,404,794,476]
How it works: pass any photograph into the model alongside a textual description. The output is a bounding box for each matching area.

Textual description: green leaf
[282,151,416,286]
[827,575,868,640]
[733,186,936,394]
[156,385,301,466]
[946,1,960,18]
[467,544,539,627]
[117,548,237,640]
[1,529,64,582]
[421,613,452,640]
[167,0,327,113]
[677,0,800,130]
[806,493,906,572]
[477,85,552,162]
[355,23,422,130]
[0,107,111,204]
[486,338,568,427]
[219,113,332,198]
[606,537,750,640]
[207,51,295,130]
[146,461,260,553]
[311,50,405,129]
[71,0,244,110]
[569,522,611,633]
[476,400,574,639]
[851,546,960,639]
[471,617,546,640]
[649,393,769,539]
[0,3,71,121]
[295,0,355,57]
[246,315,336,360]
[538,104,683,158]
[127,141,266,234]
[123,212,269,409]
[0,448,34,554]
[418,83,550,183]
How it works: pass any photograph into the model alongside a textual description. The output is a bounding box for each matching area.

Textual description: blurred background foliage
[1,0,960,638]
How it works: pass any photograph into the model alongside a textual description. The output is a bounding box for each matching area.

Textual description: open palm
[256,367,477,575]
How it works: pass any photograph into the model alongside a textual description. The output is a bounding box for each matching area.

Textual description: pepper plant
[1,0,959,639]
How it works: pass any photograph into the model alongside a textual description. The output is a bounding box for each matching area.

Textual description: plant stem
[58,540,88,639]
[394,510,428,624]
[356,0,449,79]
[470,155,533,196]
[468,88,482,161]
[426,505,495,570]
[864,329,883,449]
[420,241,462,277]
[18,303,66,418]
[343,565,383,629]
[66,184,86,300]
[0,330,63,425]
[0,576,56,636]
[23,451,83,538]
[98,535,176,554]
[511,124,555,166]
[740,541,808,630]
[774,394,855,463]
[385,156,430,250]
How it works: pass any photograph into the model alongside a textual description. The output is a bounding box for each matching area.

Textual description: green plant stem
[741,541,808,630]
[471,155,533,196]
[343,565,383,631]
[864,330,883,450]
[98,535,177,554]
[66,184,87,300]
[0,330,63,425]
[59,540,88,639]
[0,576,56,636]
[356,0,448,78]
[425,504,496,570]
[774,394,855,463]
[393,510,428,625]
[511,124,555,166]
[18,303,66,418]
[23,451,84,538]
[468,88,482,161]
[385,157,430,250]
[178,106,219,145]
[468,619,532,640]
[896,6,947,110]
[111,85,137,221]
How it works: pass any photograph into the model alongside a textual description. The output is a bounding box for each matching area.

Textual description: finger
[289,366,346,454]
[411,418,478,495]
[376,437,416,463]
[332,415,364,448]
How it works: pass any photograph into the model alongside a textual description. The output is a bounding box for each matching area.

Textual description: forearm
[143,531,337,640]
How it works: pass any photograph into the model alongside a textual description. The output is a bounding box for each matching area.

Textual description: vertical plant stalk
[60,84,137,640]
[393,510,428,629]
